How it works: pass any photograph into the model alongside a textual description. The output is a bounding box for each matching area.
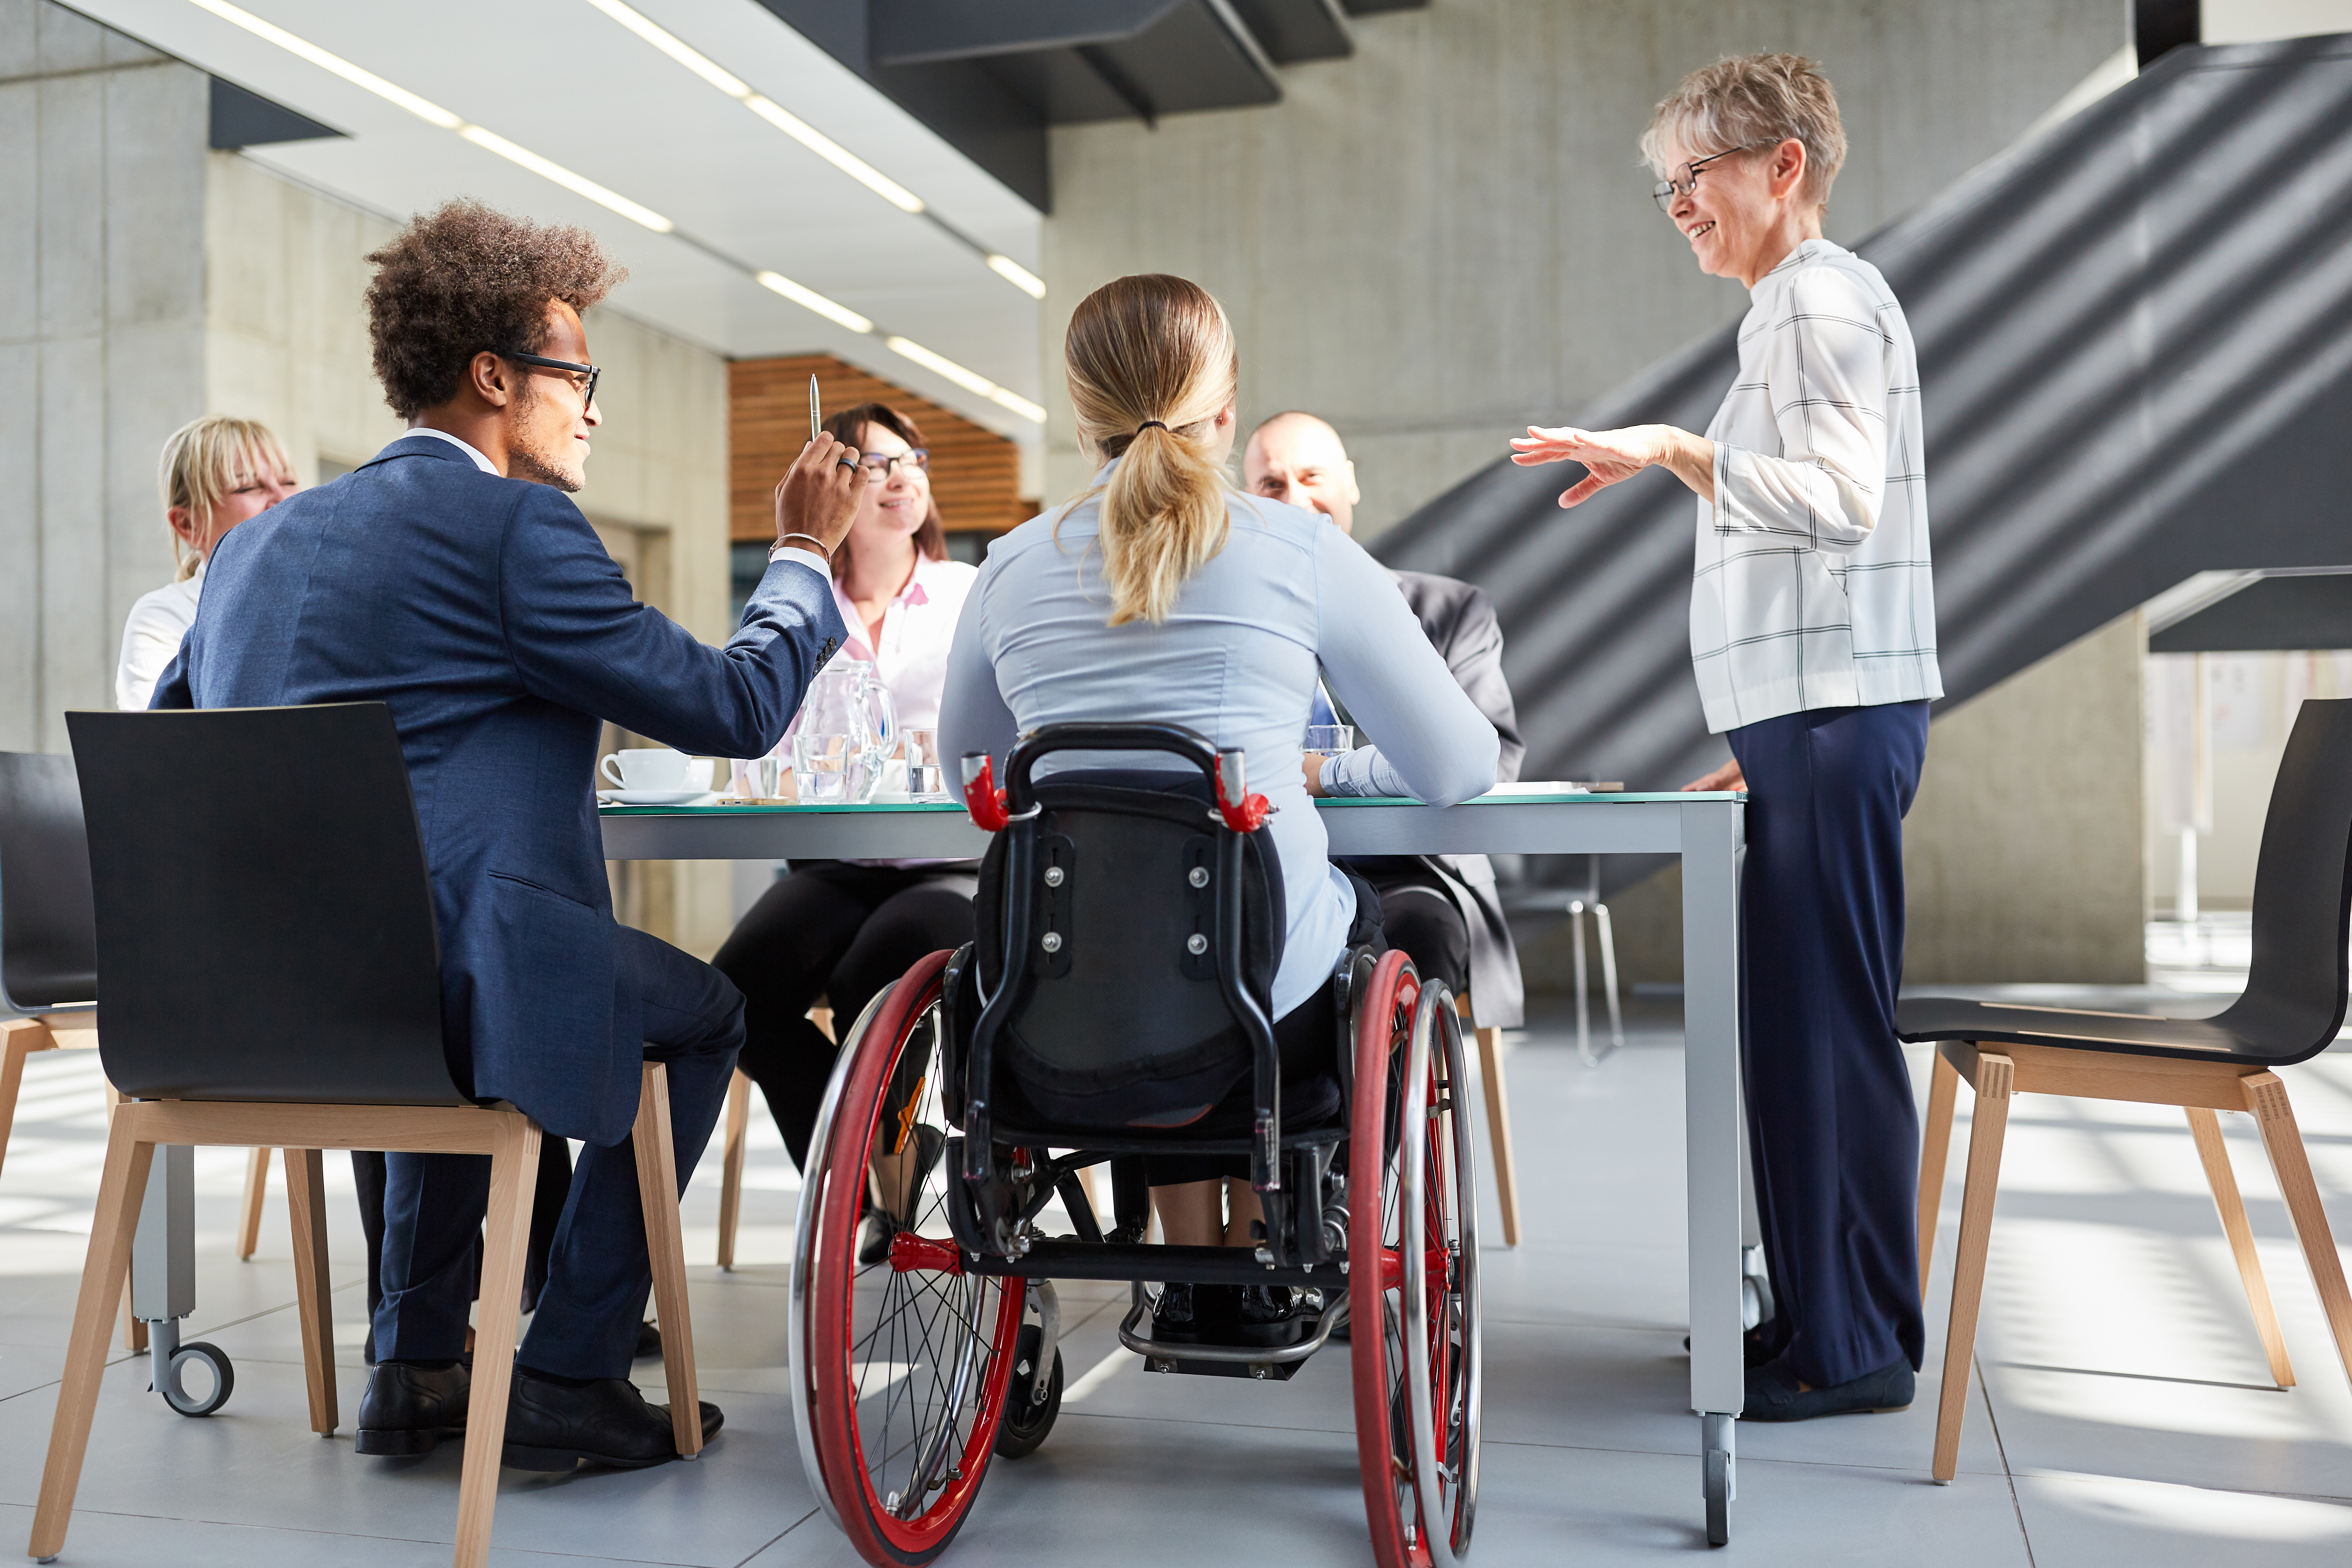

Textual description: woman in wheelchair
[939,273,1498,1345]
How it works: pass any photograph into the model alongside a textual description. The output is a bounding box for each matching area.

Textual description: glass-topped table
[600,786,1751,1541]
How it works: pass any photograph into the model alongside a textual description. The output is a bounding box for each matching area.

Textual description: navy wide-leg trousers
[1725,699,1929,1389]
[372,924,743,1380]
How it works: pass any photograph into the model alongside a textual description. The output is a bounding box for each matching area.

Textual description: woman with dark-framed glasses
[713,401,981,1169]
[1512,53,1941,1423]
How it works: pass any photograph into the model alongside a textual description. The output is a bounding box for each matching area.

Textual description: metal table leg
[129,1143,234,1415]
[1679,802,1745,1546]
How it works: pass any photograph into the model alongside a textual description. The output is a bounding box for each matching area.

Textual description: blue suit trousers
[372,925,744,1379]
[1726,699,1929,1388]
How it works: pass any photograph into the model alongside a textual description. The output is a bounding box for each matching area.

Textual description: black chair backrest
[65,704,468,1106]
[2215,695,2352,1063]
[970,725,1282,1130]
[0,752,99,1013]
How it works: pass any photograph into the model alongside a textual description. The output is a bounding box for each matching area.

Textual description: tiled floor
[2,991,2349,1566]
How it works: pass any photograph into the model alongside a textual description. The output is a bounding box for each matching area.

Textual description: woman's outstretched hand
[1508,423,1716,507]
[1681,759,1746,793]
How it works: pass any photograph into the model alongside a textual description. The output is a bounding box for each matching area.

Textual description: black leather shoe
[355,1361,469,1456]
[1228,1284,1308,1348]
[1150,1282,1211,1345]
[1683,1325,1784,1368]
[1740,1355,1914,1422]
[501,1369,724,1471]
[633,1320,662,1360]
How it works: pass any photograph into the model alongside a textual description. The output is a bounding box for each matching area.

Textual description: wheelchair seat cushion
[974,774,1284,1129]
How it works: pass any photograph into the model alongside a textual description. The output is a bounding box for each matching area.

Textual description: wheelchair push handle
[960,723,1272,834]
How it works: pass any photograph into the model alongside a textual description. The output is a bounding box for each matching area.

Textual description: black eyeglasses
[503,351,600,408]
[856,448,929,477]
[1652,143,1763,212]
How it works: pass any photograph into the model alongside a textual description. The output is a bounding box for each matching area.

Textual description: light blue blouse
[940,475,1498,1019]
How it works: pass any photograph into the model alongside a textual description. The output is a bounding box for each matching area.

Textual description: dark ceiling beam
[1230,0,1354,65]
[871,0,1189,67]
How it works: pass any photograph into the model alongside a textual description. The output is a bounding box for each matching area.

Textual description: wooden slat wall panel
[730,354,1034,542]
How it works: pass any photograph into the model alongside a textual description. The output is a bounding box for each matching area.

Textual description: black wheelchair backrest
[966,724,1284,1131]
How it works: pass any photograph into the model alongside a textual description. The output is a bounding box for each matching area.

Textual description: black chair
[1905,695,2352,1485]
[0,752,102,1178]
[30,704,702,1568]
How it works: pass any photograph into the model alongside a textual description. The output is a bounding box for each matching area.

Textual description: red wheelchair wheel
[1350,956,1481,1567]
[792,951,1025,1566]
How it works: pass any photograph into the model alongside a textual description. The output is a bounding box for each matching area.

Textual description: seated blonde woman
[116,416,298,711]
[941,273,1497,1346]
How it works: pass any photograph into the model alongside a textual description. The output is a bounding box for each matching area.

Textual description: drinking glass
[793,731,858,804]
[904,728,947,800]
[1305,723,1355,757]
[793,663,881,803]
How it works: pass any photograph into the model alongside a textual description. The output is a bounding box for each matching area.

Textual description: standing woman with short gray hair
[1512,53,1940,1420]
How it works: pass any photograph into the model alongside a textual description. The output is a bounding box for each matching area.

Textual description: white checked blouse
[1693,237,1942,733]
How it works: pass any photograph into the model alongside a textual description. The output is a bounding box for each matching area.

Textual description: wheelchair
[788,723,1480,1567]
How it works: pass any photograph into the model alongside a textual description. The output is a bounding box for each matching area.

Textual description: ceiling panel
[71,0,1044,448]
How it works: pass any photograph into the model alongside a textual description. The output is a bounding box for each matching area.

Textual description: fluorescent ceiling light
[189,0,460,128]
[757,272,874,335]
[989,388,1049,423]
[190,0,673,233]
[887,336,1045,424]
[742,97,927,214]
[459,128,675,233]
[580,0,748,96]
[987,254,1047,299]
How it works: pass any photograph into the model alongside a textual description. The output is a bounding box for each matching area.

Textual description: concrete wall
[1040,0,2129,534]
[0,0,208,752]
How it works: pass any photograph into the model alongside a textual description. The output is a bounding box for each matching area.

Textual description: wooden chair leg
[283,1147,340,1432]
[1918,1050,1960,1300]
[28,1113,157,1563]
[0,1018,56,1184]
[1933,1049,2013,1484]
[2185,1106,2294,1388]
[633,1062,702,1458]
[100,1085,148,1356]
[1472,1023,1521,1248]
[452,1115,541,1568]
[716,1069,749,1271]
[2242,1072,2352,1390]
[238,1146,272,1261]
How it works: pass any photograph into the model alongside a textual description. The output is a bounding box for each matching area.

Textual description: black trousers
[1345,859,1468,997]
[371,924,742,1380]
[710,861,978,1169]
[1726,700,1930,1388]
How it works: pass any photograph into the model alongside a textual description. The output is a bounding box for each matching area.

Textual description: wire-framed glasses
[504,350,600,408]
[856,448,929,477]
[1652,143,1764,212]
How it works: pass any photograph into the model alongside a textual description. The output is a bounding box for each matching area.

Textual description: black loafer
[1228,1284,1308,1348]
[1150,1282,1212,1345]
[633,1320,662,1360]
[355,1361,469,1456]
[501,1369,724,1471]
[1740,1355,1914,1422]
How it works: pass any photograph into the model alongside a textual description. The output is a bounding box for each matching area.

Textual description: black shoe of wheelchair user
[787,722,1482,1568]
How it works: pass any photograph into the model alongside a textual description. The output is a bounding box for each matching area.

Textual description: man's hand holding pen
[773,434,873,555]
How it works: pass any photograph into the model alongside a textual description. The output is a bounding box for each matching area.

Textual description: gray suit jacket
[1339,570,1527,1028]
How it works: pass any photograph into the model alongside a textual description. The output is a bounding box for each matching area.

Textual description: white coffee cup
[600,748,710,793]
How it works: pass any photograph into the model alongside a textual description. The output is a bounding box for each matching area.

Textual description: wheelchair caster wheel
[158,1341,234,1417]
[993,1325,1063,1459]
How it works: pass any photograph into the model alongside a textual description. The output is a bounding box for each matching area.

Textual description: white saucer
[599,789,719,806]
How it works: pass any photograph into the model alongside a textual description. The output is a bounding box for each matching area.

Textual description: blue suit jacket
[153,434,847,1144]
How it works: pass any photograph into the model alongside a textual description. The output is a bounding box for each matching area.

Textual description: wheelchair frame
[790,722,1479,1568]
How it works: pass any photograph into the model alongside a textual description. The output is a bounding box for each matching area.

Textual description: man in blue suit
[154,200,867,1468]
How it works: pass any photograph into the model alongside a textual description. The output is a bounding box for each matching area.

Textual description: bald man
[1245,411,1526,1030]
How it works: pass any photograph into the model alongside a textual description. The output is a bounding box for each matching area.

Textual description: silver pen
[809,373,820,445]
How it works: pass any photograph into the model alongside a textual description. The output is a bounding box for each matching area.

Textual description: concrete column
[0,0,207,750]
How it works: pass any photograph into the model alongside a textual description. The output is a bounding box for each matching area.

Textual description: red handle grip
[961,754,1011,832]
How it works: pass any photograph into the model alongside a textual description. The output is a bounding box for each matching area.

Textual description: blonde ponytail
[1062,275,1240,626]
